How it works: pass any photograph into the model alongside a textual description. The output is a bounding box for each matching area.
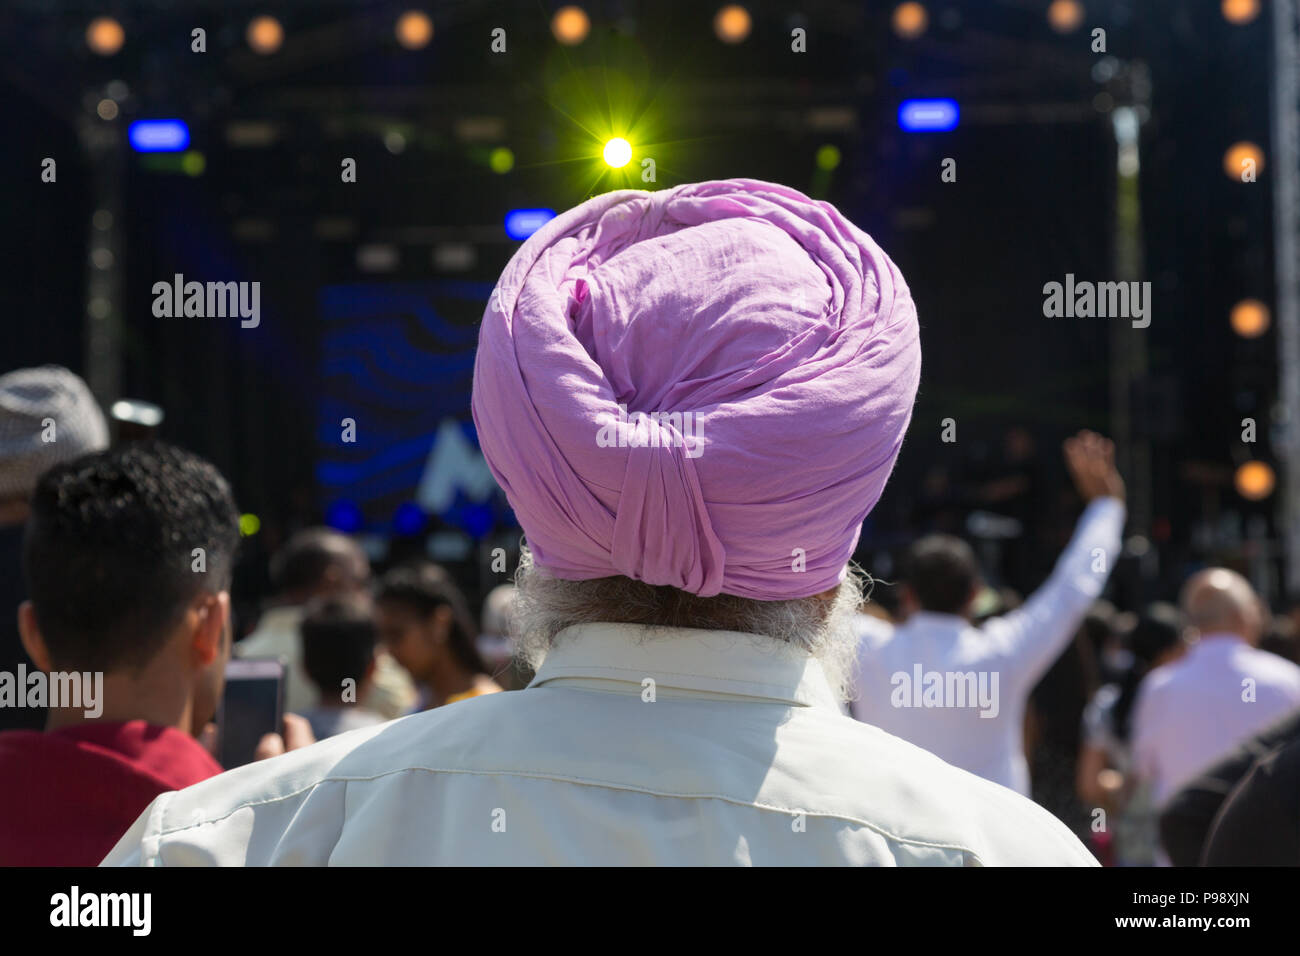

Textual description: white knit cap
[0,365,109,499]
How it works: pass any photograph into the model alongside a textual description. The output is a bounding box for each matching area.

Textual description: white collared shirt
[103,623,1096,866]
[1132,633,1300,808]
[850,497,1125,795]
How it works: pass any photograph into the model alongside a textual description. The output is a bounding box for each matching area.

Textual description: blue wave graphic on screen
[316,281,511,537]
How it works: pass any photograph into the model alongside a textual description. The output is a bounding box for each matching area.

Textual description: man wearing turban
[107,180,1096,866]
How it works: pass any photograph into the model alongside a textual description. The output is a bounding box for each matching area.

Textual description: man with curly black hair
[0,441,240,865]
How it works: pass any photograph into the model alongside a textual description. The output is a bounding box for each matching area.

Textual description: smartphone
[218,657,286,769]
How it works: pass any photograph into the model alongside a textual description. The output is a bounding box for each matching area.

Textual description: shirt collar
[50,719,223,788]
[527,622,841,710]
[1188,632,1247,653]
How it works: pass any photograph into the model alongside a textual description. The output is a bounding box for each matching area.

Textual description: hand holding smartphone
[217,657,286,769]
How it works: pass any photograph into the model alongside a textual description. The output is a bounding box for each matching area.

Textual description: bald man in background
[1132,568,1300,814]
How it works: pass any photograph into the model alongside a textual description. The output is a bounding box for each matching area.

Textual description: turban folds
[471,178,920,601]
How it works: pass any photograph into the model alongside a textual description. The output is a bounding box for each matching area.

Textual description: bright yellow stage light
[603,137,632,168]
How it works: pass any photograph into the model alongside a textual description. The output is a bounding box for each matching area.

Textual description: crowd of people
[2,179,1298,866]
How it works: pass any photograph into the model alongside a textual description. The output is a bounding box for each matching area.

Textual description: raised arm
[983,431,1126,689]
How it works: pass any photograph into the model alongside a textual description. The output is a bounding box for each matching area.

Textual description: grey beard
[510,546,867,704]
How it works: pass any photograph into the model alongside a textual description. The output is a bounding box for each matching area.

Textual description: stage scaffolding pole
[78,97,125,413]
[1110,64,1152,548]
[1272,0,1300,596]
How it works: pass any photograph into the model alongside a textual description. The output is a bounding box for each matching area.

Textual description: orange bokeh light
[86,17,125,56]
[1222,0,1260,25]
[1223,141,1264,180]
[1048,0,1085,33]
[396,11,434,49]
[552,6,591,45]
[1231,299,1271,338]
[714,5,752,44]
[1235,461,1275,501]
[247,16,284,55]
[893,3,928,39]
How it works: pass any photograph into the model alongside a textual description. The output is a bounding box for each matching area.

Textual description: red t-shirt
[0,720,223,866]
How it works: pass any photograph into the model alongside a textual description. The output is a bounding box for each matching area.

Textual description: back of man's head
[23,441,240,672]
[300,594,377,697]
[901,535,981,616]
[1179,568,1264,645]
[269,528,369,601]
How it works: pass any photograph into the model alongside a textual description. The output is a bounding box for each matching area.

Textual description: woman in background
[375,563,503,709]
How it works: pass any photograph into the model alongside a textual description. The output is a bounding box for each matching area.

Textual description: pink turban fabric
[471,178,921,601]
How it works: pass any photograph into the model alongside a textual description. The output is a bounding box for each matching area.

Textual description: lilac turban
[471,178,920,601]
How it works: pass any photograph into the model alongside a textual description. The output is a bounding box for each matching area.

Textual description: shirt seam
[535,663,807,691]
[153,765,981,858]
[533,670,819,706]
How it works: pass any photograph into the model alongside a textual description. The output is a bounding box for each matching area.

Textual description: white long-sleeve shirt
[102,622,1095,866]
[1132,633,1300,809]
[850,496,1126,794]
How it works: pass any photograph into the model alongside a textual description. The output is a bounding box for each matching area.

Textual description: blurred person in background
[1077,605,1186,865]
[851,430,1126,797]
[1024,610,1101,838]
[0,366,108,732]
[479,583,525,689]
[1076,600,1127,684]
[298,594,386,740]
[1259,615,1299,666]
[1285,591,1300,644]
[0,443,240,864]
[1131,569,1300,821]
[375,563,503,708]
[238,527,415,719]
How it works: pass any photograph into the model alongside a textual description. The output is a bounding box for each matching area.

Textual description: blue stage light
[128,119,191,152]
[325,498,365,534]
[504,208,556,240]
[898,99,959,132]
[393,501,427,536]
